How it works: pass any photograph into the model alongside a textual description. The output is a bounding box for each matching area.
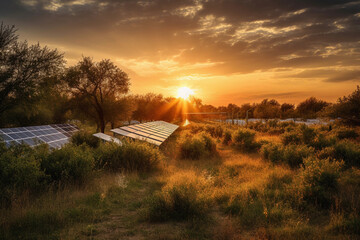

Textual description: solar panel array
[0,124,79,149]
[111,121,178,146]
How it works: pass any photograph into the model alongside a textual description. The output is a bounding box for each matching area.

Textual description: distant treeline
[1,23,359,130]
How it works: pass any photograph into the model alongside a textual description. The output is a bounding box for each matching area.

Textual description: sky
[1,0,359,106]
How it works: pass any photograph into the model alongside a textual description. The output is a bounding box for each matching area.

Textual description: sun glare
[177,87,194,100]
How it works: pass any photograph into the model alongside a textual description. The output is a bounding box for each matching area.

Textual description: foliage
[71,131,100,148]
[0,23,65,127]
[261,142,313,168]
[296,97,328,119]
[95,141,161,172]
[281,131,302,145]
[0,143,47,207]
[205,124,223,138]
[147,183,209,222]
[296,157,343,208]
[63,57,130,132]
[333,140,360,168]
[336,128,359,140]
[41,144,94,184]
[179,133,217,159]
[223,130,232,145]
[331,86,360,125]
[232,129,261,152]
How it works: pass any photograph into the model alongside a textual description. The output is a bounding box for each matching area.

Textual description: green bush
[223,131,232,145]
[333,140,360,168]
[179,134,217,159]
[232,129,260,152]
[336,128,359,140]
[95,141,161,172]
[297,157,343,208]
[281,131,302,145]
[71,131,100,148]
[41,144,94,184]
[205,125,223,138]
[300,124,317,144]
[310,134,336,150]
[0,143,47,207]
[261,143,313,168]
[147,183,209,222]
[223,190,266,228]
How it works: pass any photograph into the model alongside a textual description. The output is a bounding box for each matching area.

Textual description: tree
[0,23,64,125]
[296,97,328,119]
[64,57,130,132]
[331,86,360,125]
[253,99,280,119]
[280,103,295,119]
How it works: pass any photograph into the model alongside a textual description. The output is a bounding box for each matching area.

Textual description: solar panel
[0,124,79,149]
[111,121,178,146]
[93,133,122,145]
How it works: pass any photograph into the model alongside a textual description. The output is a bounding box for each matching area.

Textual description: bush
[232,129,260,152]
[205,125,223,138]
[223,190,266,228]
[179,134,217,159]
[0,143,47,207]
[296,157,343,208]
[281,131,302,145]
[71,131,100,148]
[261,143,313,168]
[148,183,209,222]
[336,128,359,140]
[300,125,317,144]
[41,144,94,184]
[95,141,161,172]
[310,134,336,150]
[223,131,232,145]
[333,140,360,168]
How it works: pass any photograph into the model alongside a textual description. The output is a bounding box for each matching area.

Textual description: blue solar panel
[0,124,78,149]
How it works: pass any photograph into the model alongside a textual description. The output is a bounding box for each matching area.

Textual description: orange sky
[1,0,359,106]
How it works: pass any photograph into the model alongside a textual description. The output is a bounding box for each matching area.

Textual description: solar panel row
[0,124,79,149]
[111,121,178,146]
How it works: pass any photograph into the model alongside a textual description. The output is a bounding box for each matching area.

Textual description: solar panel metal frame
[111,121,178,146]
[0,124,79,149]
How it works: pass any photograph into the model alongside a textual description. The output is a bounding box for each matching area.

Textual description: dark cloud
[0,0,359,75]
[325,70,360,82]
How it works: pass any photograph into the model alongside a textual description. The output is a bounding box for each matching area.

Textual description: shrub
[336,128,359,140]
[148,183,209,222]
[71,131,100,148]
[283,145,313,168]
[205,125,223,138]
[95,141,161,172]
[41,144,94,184]
[179,134,217,159]
[261,143,313,168]
[223,190,266,228]
[281,131,302,145]
[333,140,360,168]
[296,157,343,208]
[232,129,260,152]
[0,143,47,207]
[310,134,336,150]
[223,131,232,145]
[300,124,317,144]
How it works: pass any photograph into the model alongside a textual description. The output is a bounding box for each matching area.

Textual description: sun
[177,87,194,100]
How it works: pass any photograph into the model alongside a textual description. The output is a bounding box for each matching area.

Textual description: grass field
[1,121,359,239]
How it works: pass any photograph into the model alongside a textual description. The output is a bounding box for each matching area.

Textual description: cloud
[325,70,360,82]
[0,0,359,104]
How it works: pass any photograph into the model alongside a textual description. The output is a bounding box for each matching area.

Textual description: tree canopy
[64,57,130,132]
